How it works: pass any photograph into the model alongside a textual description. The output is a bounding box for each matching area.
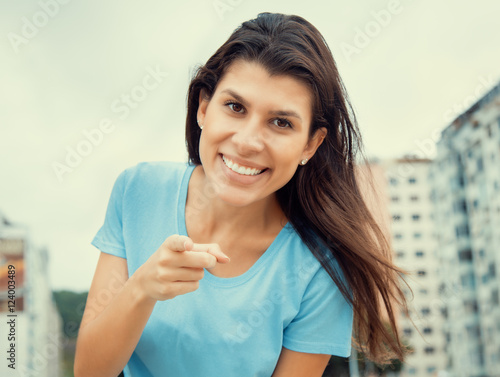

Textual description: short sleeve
[91,169,128,259]
[283,265,353,357]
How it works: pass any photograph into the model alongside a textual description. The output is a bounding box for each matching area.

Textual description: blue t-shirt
[91,161,353,377]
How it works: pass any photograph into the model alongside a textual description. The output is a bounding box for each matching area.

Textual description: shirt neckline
[176,163,291,287]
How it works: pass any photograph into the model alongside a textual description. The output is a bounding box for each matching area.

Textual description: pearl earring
[197,120,203,129]
[300,159,308,165]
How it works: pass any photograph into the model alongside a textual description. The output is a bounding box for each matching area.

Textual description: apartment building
[382,158,447,377]
[430,82,500,377]
[0,212,62,377]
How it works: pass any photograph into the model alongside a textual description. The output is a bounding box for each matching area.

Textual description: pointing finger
[165,234,193,252]
[191,243,230,263]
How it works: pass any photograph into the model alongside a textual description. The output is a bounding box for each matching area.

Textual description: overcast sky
[1,0,499,291]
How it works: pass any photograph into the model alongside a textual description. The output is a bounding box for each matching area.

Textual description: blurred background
[1,0,499,376]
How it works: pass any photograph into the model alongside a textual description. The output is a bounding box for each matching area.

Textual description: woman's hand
[133,234,230,302]
[74,235,227,377]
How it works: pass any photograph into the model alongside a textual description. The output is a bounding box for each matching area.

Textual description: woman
[75,12,409,377]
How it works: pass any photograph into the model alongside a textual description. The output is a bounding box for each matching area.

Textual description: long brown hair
[185,12,410,364]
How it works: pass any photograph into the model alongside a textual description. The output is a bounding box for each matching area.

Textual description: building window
[390,178,398,186]
[414,232,422,239]
[392,214,402,221]
[394,233,403,239]
[415,251,424,257]
[421,307,431,315]
[403,328,412,337]
[492,289,499,307]
[477,157,484,172]
[423,327,433,334]
[424,346,435,354]
[408,177,417,184]
[418,270,427,277]
[482,274,489,284]
[489,263,496,278]
[455,224,470,238]
[391,196,399,202]
[396,251,405,259]
[464,300,478,314]
[466,324,480,338]
[412,214,421,221]
[427,367,437,373]
[459,175,465,187]
[461,272,476,289]
[419,288,428,295]
[454,199,467,213]
[442,307,448,319]
[473,199,479,209]
[410,195,419,202]
[458,249,472,262]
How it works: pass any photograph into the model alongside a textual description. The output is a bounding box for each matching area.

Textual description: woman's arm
[74,252,156,377]
[272,347,331,377]
[74,235,229,377]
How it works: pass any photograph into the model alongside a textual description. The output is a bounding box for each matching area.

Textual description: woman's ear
[197,89,210,124]
[302,127,327,161]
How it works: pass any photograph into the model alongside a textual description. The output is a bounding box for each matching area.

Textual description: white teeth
[222,155,264,176]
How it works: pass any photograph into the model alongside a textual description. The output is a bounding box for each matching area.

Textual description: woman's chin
[216,189,258,208]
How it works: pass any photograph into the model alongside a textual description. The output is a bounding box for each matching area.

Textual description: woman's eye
[273,118,292,129]
[227,102,244,113]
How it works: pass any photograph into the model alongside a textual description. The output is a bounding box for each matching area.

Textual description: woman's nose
[231,120,265,154]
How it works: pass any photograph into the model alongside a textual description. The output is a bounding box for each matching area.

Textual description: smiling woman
[74,12,410,377]
[194,59,324,208]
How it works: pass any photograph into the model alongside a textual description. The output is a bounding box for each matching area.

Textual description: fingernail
[225,256,230,262]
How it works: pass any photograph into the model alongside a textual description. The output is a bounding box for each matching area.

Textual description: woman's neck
[186,165,287,243]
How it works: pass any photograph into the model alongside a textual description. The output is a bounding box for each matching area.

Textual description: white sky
[1,0,499,291]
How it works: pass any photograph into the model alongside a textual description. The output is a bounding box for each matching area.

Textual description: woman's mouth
[221,155,267,176]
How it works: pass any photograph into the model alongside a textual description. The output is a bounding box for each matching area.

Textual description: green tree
[53,290,88,338]
[53,290,89,377]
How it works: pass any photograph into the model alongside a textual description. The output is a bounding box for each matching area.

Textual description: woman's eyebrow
[220,89,249,107]
[220,88,303,121]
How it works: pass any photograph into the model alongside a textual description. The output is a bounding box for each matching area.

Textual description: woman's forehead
[216,60,313,106]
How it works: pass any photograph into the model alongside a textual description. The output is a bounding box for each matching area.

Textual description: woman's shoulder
[281,224,345,285]
[280,225,325,274]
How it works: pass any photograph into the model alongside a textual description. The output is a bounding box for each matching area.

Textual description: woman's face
[197,59,326,208]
